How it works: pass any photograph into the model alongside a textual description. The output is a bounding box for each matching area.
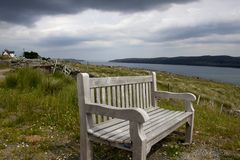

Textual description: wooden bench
[77,72,196,160]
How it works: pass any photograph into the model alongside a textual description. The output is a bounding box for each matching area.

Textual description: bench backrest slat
[90,88,97,123]
[89,76,152,88]
[125,85,129,108]
[81,74,156,124]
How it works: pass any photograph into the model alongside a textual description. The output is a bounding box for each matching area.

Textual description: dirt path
[0,68,11,80]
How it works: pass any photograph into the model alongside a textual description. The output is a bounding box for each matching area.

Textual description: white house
[2,49,16,58]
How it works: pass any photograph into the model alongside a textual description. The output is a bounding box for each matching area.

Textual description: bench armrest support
[85,103,150,123]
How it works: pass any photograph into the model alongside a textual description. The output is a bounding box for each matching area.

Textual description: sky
[0,0,240,61]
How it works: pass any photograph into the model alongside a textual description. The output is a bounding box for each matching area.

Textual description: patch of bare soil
[177,145,220,160]
[25,135,46,144]
[177,145,240,160]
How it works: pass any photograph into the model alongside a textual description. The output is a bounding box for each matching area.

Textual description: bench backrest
[77,72,157,124]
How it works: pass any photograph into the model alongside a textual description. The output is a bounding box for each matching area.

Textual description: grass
[0,68,79,159]
[0,56,10,69]
[1,68,78,129]
[0,63,9,69]
[0,55,11,60]
[0,64,239,159]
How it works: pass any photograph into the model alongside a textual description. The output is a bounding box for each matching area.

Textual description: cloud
[38,35,93,47]
[1,0,240,60]
[0,0,197,25]
[148,21,240,43]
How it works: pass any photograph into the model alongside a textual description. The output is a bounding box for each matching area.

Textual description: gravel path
[177,146,220,160]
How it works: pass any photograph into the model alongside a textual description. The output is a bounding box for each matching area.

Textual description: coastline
[89,61,240,86]
[109,61,240,69]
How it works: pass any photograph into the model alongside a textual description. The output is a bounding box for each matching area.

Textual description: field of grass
[0,62,9,69]
[0,64,239,159]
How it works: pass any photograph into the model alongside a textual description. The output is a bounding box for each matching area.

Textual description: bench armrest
[153,91,196,112]
[85,103,150,123]
[153,91,196,102]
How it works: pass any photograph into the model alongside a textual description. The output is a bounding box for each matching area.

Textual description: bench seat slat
[104,109,168,142]
[117,110,181,143]
[146,112,192,146]
[123,111,191,144]
[88,108,192,144]
[144,111,182,133]
[90,119,125,132]
[88,108,163,142]
[112,110,175,143]
[90,107,159,131]
[89,108,162,134]
[91,121,129,139]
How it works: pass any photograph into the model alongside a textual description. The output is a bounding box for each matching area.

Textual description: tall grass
[1,68,78,132]
[0,65,239,159]
[5,68,43,89]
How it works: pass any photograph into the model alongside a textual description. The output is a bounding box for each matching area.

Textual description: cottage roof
[3,49,15,54]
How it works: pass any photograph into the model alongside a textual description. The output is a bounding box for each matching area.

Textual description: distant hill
[110,55,240,68]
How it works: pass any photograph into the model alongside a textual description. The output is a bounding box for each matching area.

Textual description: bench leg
[80,134,92,160]
[132,143,147,160]
[185,114,194,144]
[130,122,147,160]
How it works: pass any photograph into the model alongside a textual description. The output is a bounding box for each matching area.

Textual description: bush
[23,51,40,59]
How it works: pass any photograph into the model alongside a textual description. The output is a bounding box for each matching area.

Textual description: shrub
[23,51,40,59]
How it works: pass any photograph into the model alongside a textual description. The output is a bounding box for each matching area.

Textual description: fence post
[197,95,201,105]
[220,104,223,113]
[53,59,57,74]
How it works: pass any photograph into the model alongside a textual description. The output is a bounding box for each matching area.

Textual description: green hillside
[0,63,239,159]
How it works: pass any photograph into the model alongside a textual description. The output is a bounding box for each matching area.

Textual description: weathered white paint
[77,72,196,160]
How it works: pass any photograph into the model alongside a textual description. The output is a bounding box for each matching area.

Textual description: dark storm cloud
[37,20,240,48]
[149,21,240,43]
[38,33,109,47]
[0,0,197,25]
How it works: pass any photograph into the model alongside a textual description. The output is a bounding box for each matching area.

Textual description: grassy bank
[0,64,239,159]
[0,63,9,69]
